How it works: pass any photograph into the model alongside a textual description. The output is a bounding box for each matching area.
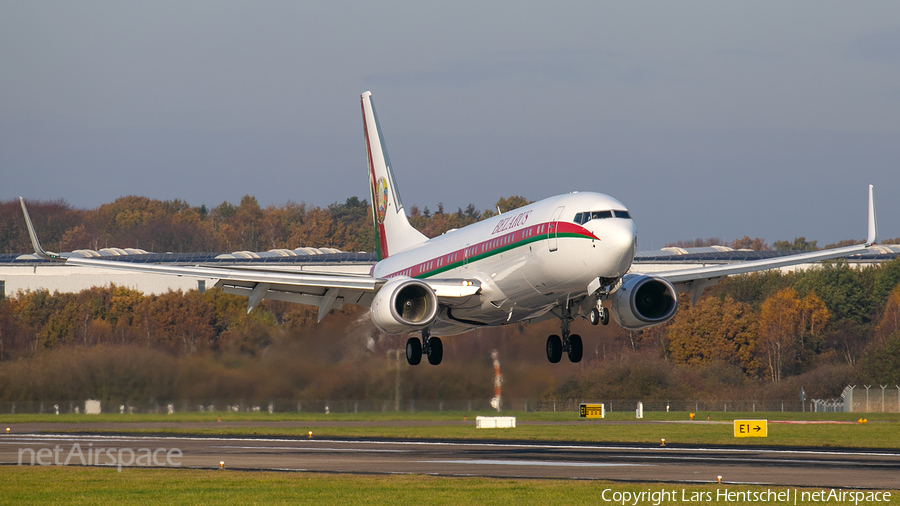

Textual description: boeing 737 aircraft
[20,91,879,367]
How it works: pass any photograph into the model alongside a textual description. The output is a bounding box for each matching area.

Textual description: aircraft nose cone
[606,219,636,275]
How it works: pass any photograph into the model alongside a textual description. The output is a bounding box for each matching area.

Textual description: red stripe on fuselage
[383,221,599,279]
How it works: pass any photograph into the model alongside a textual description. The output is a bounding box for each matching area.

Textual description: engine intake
[370,277,439,334]
[610,274,678,330]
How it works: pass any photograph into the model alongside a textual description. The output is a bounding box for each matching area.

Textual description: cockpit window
[576,209,630,224]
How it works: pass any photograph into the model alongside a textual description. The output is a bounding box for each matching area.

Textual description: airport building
[1,245,899,298]
[0,248,374,298]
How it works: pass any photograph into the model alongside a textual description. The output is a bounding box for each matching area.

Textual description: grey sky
[2,1,899,248]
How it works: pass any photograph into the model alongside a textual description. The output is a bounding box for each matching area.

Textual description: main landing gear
[406,328,442,366]
[546,308,583,364]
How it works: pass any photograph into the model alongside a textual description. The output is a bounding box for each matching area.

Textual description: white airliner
[20,91,879,366]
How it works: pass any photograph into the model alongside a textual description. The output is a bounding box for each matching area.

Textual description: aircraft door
[548,206,565,252]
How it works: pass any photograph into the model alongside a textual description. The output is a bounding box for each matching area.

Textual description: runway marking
[213,445,408,453]
[7,434,900,459]
[422,460,647,468]
[0,439,879,467]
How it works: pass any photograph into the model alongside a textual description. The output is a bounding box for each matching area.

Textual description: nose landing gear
[589,305,609,326]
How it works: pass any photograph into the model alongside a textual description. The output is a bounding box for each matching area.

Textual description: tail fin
[361,91,428,260]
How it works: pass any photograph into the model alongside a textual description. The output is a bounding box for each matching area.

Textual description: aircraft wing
[646,185,878,305]
[18,197,481,320]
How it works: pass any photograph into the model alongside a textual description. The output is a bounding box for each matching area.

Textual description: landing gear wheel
[426,337,443,366]
[546,335,562,363]
[406,337,422,365]
[599,307,610,326]
[567,334,583,363]
[589,308,600,325]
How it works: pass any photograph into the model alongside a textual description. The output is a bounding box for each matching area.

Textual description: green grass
[1,466,896,506]
[3,410,898,449]
[85,420,897,449]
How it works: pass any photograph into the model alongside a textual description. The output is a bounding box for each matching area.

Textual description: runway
[2,432,898,488]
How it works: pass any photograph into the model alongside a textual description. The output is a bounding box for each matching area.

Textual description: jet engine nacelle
[610,274,678,331]
[370,277,439,334]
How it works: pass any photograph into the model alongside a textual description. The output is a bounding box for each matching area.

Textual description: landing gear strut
[545,303,583,363]
[407,329,442,366]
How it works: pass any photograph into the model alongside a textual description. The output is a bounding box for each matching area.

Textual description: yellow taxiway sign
[734,419,768,437]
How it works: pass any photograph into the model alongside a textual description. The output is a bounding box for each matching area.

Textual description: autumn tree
[824,239,860,249]
[666,296,758,375]
[857,285,900,383]
[665,237,724,248]
[0,199,83,254]
[757,288,800,382]
[326,197,373,251]
[730,236,770,251]
[757,288,830,382]
[874,285,900,342]
[144,290,216,354]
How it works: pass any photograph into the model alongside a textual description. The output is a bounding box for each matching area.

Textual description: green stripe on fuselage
[413,232,594,279]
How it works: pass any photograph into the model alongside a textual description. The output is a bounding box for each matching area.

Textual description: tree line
[1,259,898,404]
[1,195,899,405]
[666,236,900,251]
[6,195,893,256]
[0,196,536,255]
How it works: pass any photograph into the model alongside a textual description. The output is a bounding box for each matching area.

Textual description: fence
[835,385,900,413]
[0,397,863,415]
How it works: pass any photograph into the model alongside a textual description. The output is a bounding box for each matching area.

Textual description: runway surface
[2,431,898,488]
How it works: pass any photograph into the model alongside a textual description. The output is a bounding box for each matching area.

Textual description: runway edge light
[219,461,225,470]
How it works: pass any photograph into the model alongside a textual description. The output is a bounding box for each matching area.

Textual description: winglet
[18,197,63,261]
[866,185,877,246]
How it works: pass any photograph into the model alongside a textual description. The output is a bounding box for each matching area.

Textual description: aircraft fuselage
[372,192,636,335]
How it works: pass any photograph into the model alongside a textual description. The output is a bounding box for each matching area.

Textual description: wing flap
[63,257,381,291]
